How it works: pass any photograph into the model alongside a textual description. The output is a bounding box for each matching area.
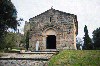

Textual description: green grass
[48,50,100,66]
[0,53,3,57]
[12,47,26,50]
[0,51,4,57]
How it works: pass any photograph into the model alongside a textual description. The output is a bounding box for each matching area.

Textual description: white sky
[11,0,100,38]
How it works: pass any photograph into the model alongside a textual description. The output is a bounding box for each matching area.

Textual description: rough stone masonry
[24,8,78,51]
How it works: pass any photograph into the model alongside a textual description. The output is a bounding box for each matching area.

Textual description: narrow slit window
[50,17,52,22]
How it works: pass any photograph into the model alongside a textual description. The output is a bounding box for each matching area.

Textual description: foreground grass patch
[48,50,100,66]
[0,52,4,57]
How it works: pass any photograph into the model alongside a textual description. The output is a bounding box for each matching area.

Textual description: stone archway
[42,28,57,50]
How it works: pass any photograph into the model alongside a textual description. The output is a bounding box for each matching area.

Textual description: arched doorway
[46,35,56,49]
[43,28,57,50]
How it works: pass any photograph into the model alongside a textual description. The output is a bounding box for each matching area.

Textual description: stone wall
[0,60,47,66]
[0,51,58,66]
[24,8,78,50]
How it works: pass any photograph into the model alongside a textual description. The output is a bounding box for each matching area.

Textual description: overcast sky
[11,0,100,38]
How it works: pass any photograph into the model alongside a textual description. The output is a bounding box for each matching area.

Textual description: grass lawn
[0,52,4,57]
[48,50,100,66]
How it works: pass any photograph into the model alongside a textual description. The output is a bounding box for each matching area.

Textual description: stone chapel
[24,8,78,51]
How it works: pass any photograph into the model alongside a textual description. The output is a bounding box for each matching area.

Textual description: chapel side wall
[74,23,77,49]
[66,19,77,50]
[66,18,77,50]
[73,17,77,50]
[57,15,76,50]
[29,19,36,51]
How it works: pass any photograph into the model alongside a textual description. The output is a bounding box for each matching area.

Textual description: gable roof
[29,8,76,20]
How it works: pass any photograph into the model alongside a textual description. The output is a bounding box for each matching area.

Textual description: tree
[76,37,83,50]
[92,27,100,49]
[0,32,17,50]
[0,0,18,49]
[0,0,18,41]
[25,31,29,50]
[83,25,93,50]
[20,35,26,47]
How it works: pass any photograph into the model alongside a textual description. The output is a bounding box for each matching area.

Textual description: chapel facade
[24,8,78,51]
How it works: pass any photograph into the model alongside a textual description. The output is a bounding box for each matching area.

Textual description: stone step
[0,51,59,60]
[0,51,59,66]
[20,51,59,54]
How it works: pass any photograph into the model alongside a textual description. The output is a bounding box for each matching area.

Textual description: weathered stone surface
[24,8,78,50]
[0,60,47,66]
[0,51,57,66]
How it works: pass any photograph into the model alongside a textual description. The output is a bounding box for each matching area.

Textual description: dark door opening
[46,35,56,49]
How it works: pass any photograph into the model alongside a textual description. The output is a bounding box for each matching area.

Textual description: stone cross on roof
[51,6,53,9]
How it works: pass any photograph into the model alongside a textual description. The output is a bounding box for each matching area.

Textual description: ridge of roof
[29,8,76,21]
